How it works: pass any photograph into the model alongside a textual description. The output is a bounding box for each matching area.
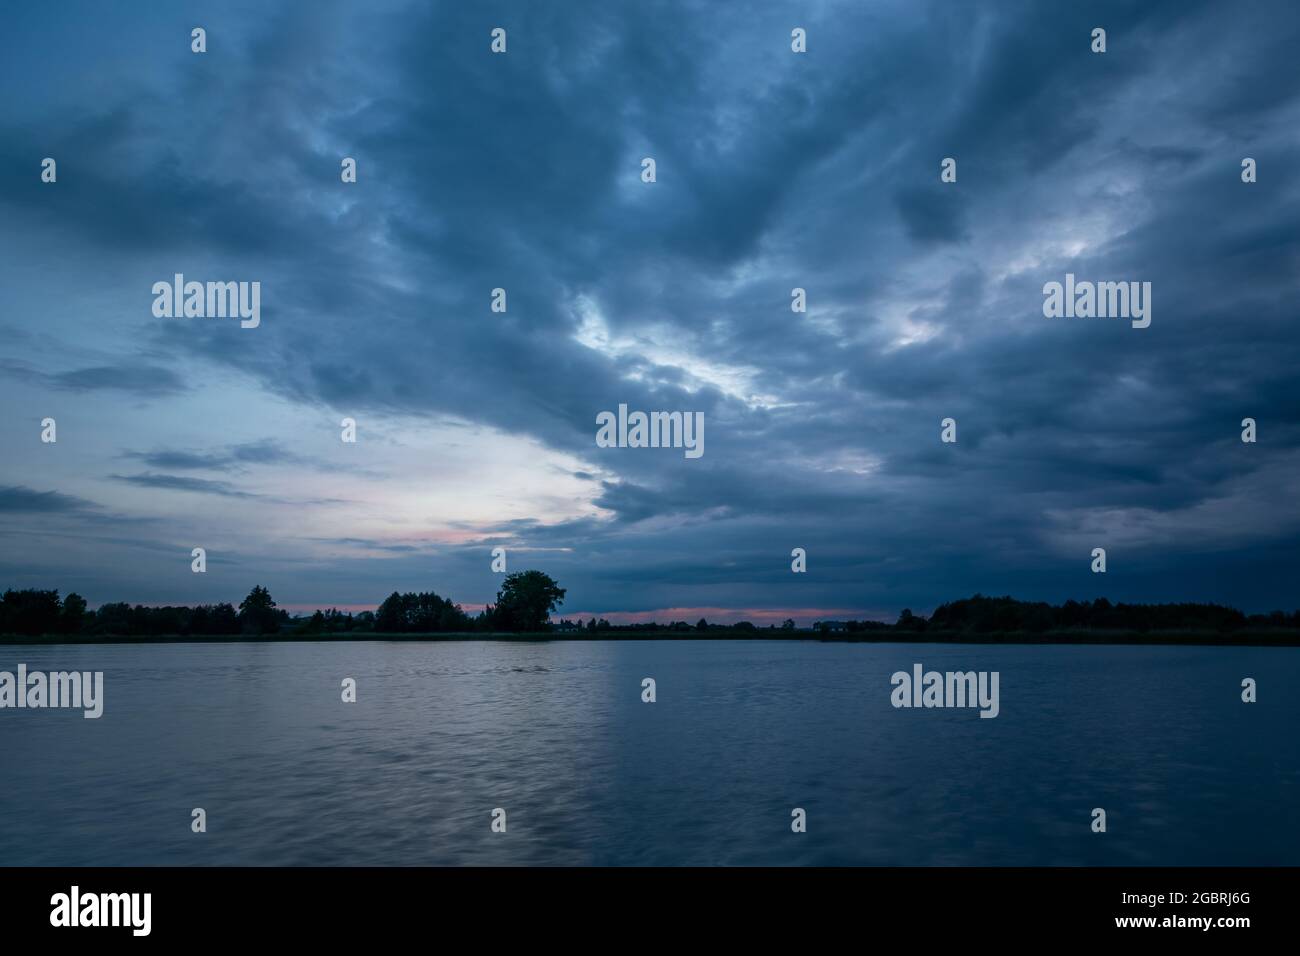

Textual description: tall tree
[60,593,88,634]
[489,571,566,632]
[376,592,405,632]
[238,585,280,636]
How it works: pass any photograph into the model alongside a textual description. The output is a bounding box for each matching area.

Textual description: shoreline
[2,630,1298,647]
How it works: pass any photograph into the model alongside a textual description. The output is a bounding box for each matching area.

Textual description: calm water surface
[1,640,1296,865]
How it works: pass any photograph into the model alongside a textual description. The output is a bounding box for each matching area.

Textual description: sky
[1,0,1298,624]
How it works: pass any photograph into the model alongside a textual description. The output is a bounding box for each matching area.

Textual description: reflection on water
[0,640,1295,865]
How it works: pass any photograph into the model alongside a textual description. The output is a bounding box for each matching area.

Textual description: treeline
[372,570,566,633]
[0,571,567,637]
[3,586,1298,638]
[559,596,1300,635]
[0,584,288,637]
[553,617,767,632]
[833,595,1300,634]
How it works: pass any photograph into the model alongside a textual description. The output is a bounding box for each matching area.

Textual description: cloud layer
[1,0,1298,620]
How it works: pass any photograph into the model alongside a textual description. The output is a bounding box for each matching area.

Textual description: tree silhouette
[60,593,87,634]
[238,585,279,636]
[489,571,566,632]
[376,591,405,632]
[374,590,470,633]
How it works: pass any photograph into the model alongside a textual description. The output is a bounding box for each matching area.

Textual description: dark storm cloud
[0,486,96,513]
[0,360,187,396]
[122,440,384,478]
[110,473,260,499]
[109,472,351,508]
[2,0,1299,614]
[122,449,232,470]
[51,365,188,395]
[124,441,296,471]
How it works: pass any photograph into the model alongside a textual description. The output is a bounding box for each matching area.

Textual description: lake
[1,640,1295,865]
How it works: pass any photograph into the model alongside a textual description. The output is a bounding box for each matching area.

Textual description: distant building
[813,620,846,632]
